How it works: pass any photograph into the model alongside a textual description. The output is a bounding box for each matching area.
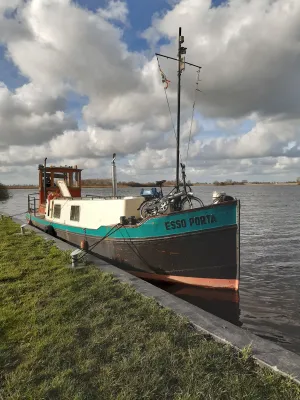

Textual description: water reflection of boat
[152,281,242,327]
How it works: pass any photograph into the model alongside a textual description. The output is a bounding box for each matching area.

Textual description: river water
[1,185,299,355]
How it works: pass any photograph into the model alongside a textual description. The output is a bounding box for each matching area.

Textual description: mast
[155,28,200,191]
[176,28,182,191]
[176,27,186,191]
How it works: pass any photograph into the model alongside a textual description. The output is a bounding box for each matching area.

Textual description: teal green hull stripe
[27,202,237,240]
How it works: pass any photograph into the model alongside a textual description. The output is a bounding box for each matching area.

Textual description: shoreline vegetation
[5,179,300,189]
[0,183,9,201]
[1,217,300,399]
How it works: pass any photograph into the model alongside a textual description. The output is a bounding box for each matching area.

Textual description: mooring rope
[1,211,28,218]
[75,222,123,263]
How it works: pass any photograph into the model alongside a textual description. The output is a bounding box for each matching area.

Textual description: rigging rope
[186,68,201,168]
[0,211,28,218]
[8,211,28,217]
[156,55,182,165]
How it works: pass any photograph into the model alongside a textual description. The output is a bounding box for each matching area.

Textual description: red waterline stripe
[129,271,239,291]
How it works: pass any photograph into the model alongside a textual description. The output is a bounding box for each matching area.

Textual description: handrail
[85,195,123,199]
[28,193,39,216]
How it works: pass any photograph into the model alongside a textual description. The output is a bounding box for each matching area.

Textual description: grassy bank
[0,218,299,399]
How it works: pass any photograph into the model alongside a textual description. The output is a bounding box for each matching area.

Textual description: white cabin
[45,196,144,228]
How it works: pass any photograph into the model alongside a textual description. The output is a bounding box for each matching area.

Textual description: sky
[1,0,300,184]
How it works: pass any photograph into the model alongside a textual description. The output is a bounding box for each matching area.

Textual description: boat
[26,28,240,291]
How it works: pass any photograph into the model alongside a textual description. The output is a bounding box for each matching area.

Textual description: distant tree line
[213,180,247,186]
[81,179,184,187]
[118,181,156,187]
[6,184,37,188]
[81,179,112,187]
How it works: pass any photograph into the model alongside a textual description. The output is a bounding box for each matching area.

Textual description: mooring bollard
[70,248,85,268]
[21,224,27,235]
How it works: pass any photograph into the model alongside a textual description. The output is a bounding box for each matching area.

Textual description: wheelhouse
[38,164,82,214]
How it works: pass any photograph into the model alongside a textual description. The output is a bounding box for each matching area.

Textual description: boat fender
[80,240,89,251]
[47,192,55,202]
[47,191,60,202]
[45,225,57,237]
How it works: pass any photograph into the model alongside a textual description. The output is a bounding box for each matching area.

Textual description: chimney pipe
[111,153,117,198]
[44,157,47,204]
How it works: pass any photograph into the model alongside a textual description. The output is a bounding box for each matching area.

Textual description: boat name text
[164,214,217,231]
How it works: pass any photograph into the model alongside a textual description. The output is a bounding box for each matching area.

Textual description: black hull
[29,218,239,290]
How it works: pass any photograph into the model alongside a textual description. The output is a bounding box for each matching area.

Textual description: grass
[0,218,299,400]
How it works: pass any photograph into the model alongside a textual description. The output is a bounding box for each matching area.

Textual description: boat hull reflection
[147,281,242,327]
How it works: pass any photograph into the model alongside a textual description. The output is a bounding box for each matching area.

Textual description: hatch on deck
[57,180,72,198]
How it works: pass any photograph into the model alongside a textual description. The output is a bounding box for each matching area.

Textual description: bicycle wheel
[180,196,204,210]
[140,199,159,218]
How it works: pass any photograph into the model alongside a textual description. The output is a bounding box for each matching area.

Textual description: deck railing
[85,194,124,200]
[27,193,39,215]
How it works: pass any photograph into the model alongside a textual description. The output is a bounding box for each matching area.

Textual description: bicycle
[139,163,204,218]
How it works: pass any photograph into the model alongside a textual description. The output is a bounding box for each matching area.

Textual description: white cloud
[97,0,129,25]
[144,0,300,119]
[201,117,300,160]
[14,83,66,114]
[0,83,76,146]
[1,0,300,184]
[2,0,138,99]
[0,0,20,12]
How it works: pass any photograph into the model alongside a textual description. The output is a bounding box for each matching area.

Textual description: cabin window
[74,171,80,187]
[70,205,80,221]
[53,204,61,219]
